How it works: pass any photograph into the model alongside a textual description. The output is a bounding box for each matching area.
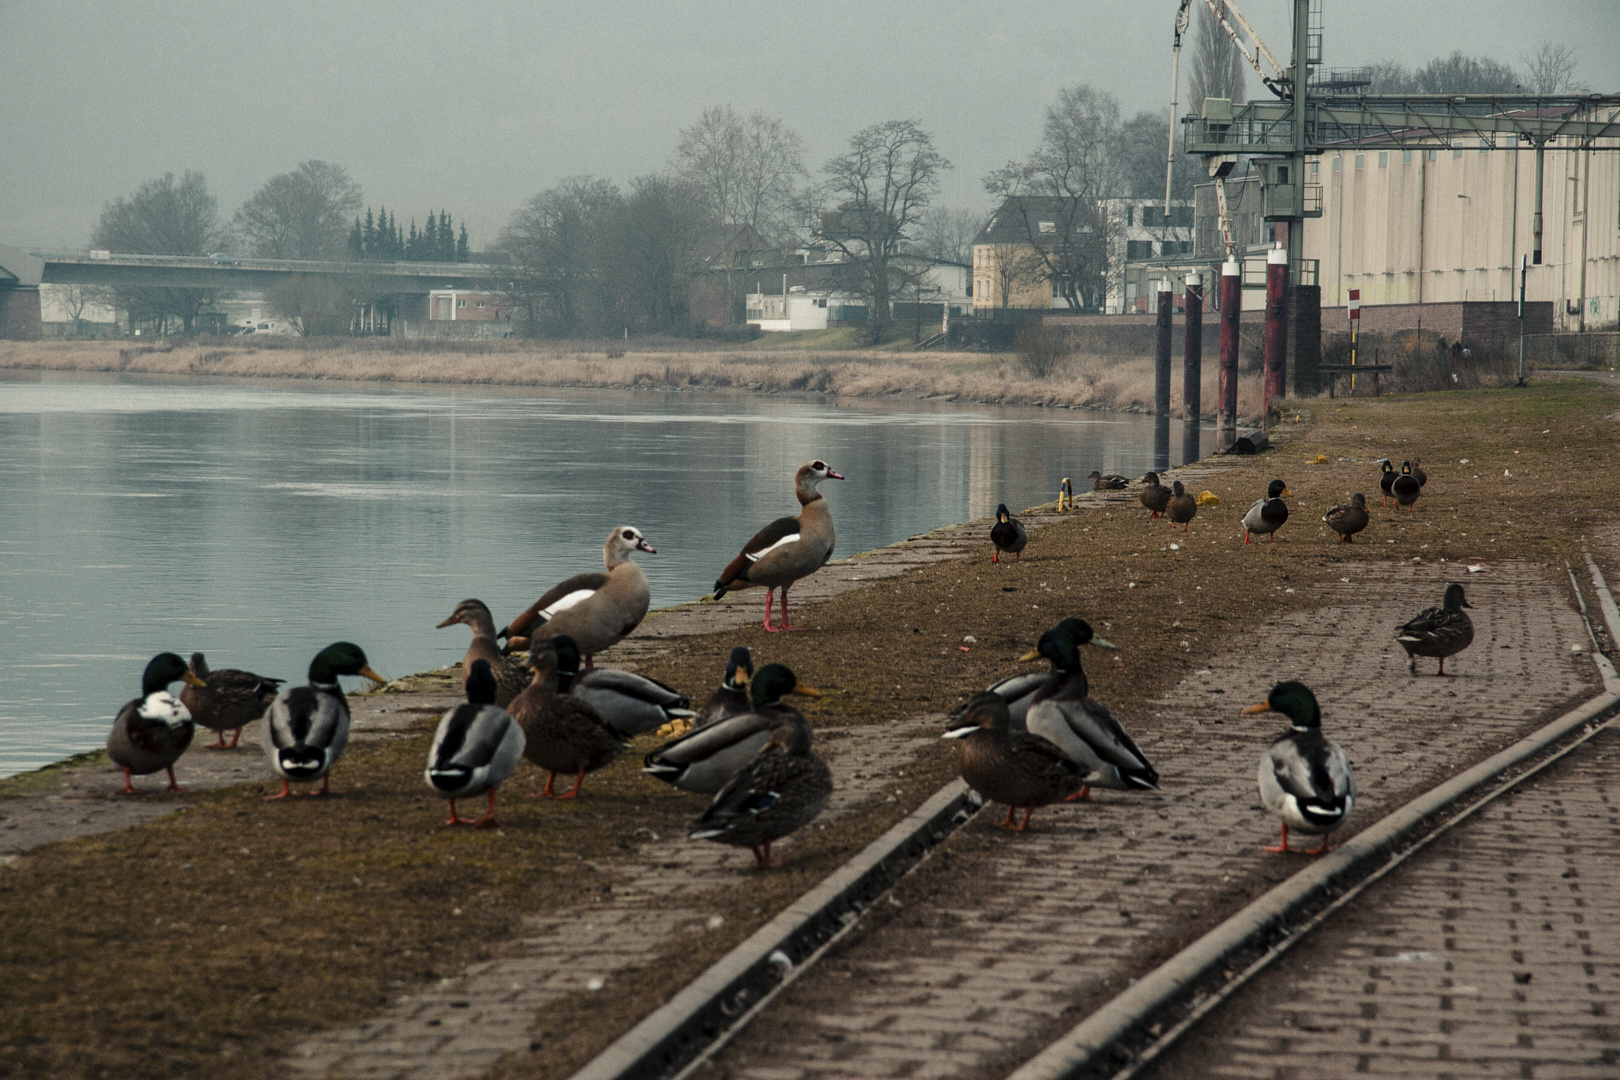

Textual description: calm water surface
[0,370,1213,776]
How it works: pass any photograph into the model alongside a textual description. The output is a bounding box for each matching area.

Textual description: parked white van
[234,318,298,336]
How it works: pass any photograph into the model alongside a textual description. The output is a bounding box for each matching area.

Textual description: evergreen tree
[386,211,398,259]
[438,211,453,260]
[362,208,376,259]
[421,214,436,262]
[348,217,364,260]
[456,223,470,262]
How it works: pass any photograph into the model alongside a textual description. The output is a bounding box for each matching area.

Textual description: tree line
[347,207,471,263]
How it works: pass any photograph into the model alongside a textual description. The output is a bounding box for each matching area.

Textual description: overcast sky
[3,0,1615,252]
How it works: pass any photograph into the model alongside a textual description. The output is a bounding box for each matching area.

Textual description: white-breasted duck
[180,652,282,750]
[713,460,844,632]
[436,599,533,708]
[1395,583,1474,676]
[1242,479,1291,544]
[108,652,205,795]
[510,635,626,800]
[1243,681,1356,855]
[990,504,1028,564]
[643,663,819,796]
[688,715,832,869]
[502,526,654,667]
[262,642,388,800]
[425,659,526,828]
[1323,493,1370,543]
[944,692,1087,831]
[1392,461,1422,513]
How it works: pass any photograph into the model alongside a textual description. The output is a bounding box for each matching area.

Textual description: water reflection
[0,370,1215,775]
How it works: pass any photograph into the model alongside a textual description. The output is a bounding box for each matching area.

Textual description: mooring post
[1183,273,1202,422]
[1262,245,1289,428]
[1218,259,1240,437]
[1155,281,1173,416]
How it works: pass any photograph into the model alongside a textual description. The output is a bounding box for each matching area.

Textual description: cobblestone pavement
[1138,726,1620,1080]
[705,562,1598,1080]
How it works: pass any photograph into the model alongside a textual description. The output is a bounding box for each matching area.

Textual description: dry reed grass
[0,339,1266,420]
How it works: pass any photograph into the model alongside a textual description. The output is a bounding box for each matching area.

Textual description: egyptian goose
[1244,681,1356,854]
[108,652,204,794]
[944,692,1086,831]
[262,642,388,799]
[180,652,282,749]
[510,635,626,800]
[436,599,533,707]
[643,663,818,795]
[425,659,526,828]
[1395,583,1474,676]
[1166,481,1197,532]
[1323,493,1370,543]
[1139,473,1172,518]
[990,504,1027,563]
[1242,479,1291,544]
[503,526,654,666]
[688,714,832,868]
[713,460,844,632]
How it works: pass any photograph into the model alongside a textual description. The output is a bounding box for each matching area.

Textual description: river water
[0,370,1213,777]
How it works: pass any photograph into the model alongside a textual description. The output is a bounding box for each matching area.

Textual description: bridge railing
[27,249,499,279]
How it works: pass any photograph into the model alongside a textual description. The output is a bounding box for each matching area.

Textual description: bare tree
[606,175,716,335]
[492,176,621,335]
[1371,51,1520,95]
[1189,1,1247,114]
[92,171,224,333]
[987,243,1042,311]
[913,206,983,265]
[51,285,101,335]
[1523,43,1583,94]
[267,274,354,336]
[234,160,363,260]
[816,120,950,342]
[1116,111,1197,201]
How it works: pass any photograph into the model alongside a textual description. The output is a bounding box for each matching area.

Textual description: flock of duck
[105,455,1475,866]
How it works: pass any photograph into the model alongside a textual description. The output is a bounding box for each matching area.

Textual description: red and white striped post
[1262,244,1288,427]
[1347,288,1361,393]
[1218,259,1241,431]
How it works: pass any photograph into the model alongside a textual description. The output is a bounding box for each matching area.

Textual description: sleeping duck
[1088,470,1130,491]
[566,664,695,738]
[180,652,282,750]
[502,526,655,666]
[713,460,844,633]
[510,635,626,800]
[108,652,205,794]
[425,659,526,828]
[436,599,534,708]
[1242,479,1291,544]
[1323,493,1370,544]
[1395,583,1474,676]
[643,664,818,796]
[945,692,1086,831]
[1243,681,1356,855]
[990,504,1027,564]
[263,642,388,799]
[688,715,832,869]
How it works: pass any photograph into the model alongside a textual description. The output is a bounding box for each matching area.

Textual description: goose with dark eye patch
[511,635,626,800]
[990,504,1027,564]
[436,599,533,707]
[944,692,1086,832]
[1395,583,1474,676]
[501,526,654,667]
[688,715,831,869]
[425,660,525,828]
[108,652,205,794]
[1244,681,1356,855]
[180,652,282,750]
[263,642,388,800]
[1242,479,1291,544]
[643,664,818,796]
[713,460,843,632]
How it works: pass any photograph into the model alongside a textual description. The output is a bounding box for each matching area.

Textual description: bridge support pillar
[0,287,43,341]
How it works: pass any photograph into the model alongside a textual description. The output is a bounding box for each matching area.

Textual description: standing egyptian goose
[436,599,533,708]
[425,660,526,828]
[1139,473,1172,518]
[262,642,388,800]
[1166,481,1197,532]
[713,460,844,632]
[990,504,1027,564]
[945,692,1086,831]
[1242,479,1291,544]
[1323,493,1370,543]
[1392,461,1422,513]
[108,652,205,794]
[503,526,654,666]
[1244,681,1356,855]
[180,652,282,749]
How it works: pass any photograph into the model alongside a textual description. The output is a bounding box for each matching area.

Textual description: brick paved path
[1138,726,1620,1080]
[706,562,1597,1080]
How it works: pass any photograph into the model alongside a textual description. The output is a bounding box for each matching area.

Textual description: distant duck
[436,599,533,708]
[1323,493,1371,544]
[688,715,832,869]
[1023,620,1159,800]
[510,635,626,799]
[713,460,844,632]
[180,652,282,750]
[1244,681,1356,855]
[1392,461,1422,513]
[1139,472,1172,518]
[263,642,388,799]
[965,616,1093,729]
[990,504,1028,564]
[1057,476,1076,511]
[1166,481,1197,532]
[566,665,695,738]
[425,659,525,828]
[1378,459,1397,507]
[1411,458,1428,488]
[693,646,756,728]
[644,663,818,796]
[1088,470,1130,492]
[108,652,204,795]
[1242,479,1291,544]
[502,526,654,667]
[944,692,1086,831]
[1395,583,1474,676]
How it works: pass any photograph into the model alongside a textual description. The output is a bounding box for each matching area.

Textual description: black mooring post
[1155,282,1172,416]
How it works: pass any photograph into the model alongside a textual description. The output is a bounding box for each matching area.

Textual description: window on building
[1038,221,1057,234]
[1379,151,1388,167]
[1354,154,1365,170]
[1309,160,1318,175]
[457,299,466,307]
[1452,147,1463,158]
[1052,280,1061,297]
[1126,239,1154,260]
[1403,149,1413,163]
[1332,156,1340,172]
[1428,149,1438,161]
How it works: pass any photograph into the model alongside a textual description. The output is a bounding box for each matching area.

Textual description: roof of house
[973,197,1092,247]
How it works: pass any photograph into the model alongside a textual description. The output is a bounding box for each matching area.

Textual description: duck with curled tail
[1244,681,1356,855]
[1242,479,1291,544]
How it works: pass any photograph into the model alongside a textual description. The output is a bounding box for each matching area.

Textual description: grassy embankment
[0,378,1614,1079]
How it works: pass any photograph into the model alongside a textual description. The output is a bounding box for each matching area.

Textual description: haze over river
[0,370,1214,777]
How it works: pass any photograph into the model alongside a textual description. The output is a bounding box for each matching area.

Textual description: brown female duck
[1139,472,1172,519]
[436,599,532,708]
[1323,493,1370,543]
[688,715,832,868]
[180,652,282,749]
[1395,583,1474,675]
[1166,481,1197,532]
[944,692,1086,831]
[510,635,627,799]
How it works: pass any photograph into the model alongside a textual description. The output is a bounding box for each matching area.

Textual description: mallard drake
[180,652,282,749]
[944,692,1086,831]
[643,663,819,795]
[436,599,533,708]
[1088,470,1130,492]
[1392,461,1422,513]
[693,646,755,728]
[566,665,695,738]
[1411,458,1428,488]
[1166,481,1197,532]
[1378,459,1396,507]
[1395,583,1474,676]
[425,660,526,828]
[502,526,654,666]
[1139,472,1172,518]
[713,460,844,633]
[510,635,626,799]
[1243,681,1356,854]
[108,652,205,794]
[1023,621,1158,799]
[962,616,1092,729]
[1242,479,1291,544]
[263,642,388,800]
[1323,493,1370,543]
[990,504,1027,564]
[688,716,832,868]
